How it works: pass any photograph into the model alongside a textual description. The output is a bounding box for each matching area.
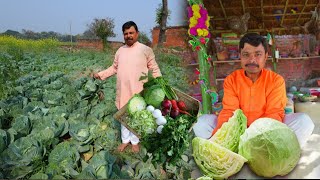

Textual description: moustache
[126,38,133,40]
[245,63,259,68]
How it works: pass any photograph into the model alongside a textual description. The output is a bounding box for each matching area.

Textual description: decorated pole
[187,0,216,114]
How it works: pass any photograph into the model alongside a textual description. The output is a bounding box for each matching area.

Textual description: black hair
[122,21,139,33]
[239,33,267,52]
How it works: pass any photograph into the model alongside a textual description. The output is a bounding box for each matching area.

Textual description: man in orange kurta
[212,32,287,134]
[213,68,287,134]
[193,33,314,147]
[94,21,161,153]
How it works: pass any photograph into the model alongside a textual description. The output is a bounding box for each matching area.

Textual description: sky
[0,0,188,41]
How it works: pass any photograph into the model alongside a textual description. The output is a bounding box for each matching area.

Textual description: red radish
[170,108,180,119]
[161,108,171,116]
[161,100,172,109]
[177,101,187,111]
[170,100,178,109]
[179,109,192,116]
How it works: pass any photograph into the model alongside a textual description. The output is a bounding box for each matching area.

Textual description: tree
[2,30,21,37]
[82,29,98,39]
[87,18,116,50]
[156,0,169,46]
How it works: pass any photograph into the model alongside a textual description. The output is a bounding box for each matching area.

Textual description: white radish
[146,105,155,112]
[157,125,164,134]
[156,116,167,125]
[152,109,162,119]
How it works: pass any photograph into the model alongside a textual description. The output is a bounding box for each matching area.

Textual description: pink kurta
[97,42,162,109]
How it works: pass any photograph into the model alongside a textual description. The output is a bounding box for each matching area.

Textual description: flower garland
[187,0,217,114]
[187,0,211,63]
[187,3,210,37]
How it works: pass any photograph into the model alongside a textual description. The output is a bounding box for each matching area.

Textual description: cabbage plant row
[0,49,194,179]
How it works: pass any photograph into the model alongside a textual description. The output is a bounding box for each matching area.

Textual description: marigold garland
[187,0,215,114]
[187,3,210,38]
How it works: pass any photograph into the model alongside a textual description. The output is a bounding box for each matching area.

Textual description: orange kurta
[213,68,287,134]
[97,42,161,109]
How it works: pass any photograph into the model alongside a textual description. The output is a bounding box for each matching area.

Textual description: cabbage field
[0,36,195,179]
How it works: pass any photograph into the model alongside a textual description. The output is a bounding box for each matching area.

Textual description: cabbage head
[143,85,165,108]
[209,109,247,152]
[238,118,301,178]
[192,137,247,179]
[127,94,147,116]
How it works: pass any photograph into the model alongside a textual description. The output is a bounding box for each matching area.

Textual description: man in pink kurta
[94,21,161,153]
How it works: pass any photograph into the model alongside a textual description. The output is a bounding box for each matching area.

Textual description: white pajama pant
[193,113,315,148]
[121,125,139,145]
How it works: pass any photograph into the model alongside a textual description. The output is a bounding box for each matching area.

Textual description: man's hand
[93,73,102,80]
[192,114,217,139]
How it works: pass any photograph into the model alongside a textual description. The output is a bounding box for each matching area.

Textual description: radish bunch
[161,99,190,119]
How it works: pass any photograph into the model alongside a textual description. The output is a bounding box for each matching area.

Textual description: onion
[161,108,171,116]
[170,108,180,119]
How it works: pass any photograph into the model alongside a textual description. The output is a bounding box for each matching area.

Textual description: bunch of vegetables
[160,99,190,119]
[120,73,198,168]
[126,95,157,137]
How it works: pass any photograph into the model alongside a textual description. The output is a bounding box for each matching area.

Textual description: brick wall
[152,26,189,48]
[274,34,320,57]
[207,58,320,91]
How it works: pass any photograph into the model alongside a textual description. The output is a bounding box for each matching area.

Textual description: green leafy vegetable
[209,109,247,152]
[126,109,156,137]
[127,94,147,116]
[0,136,46,179]
[192,137,247,179]
[143,85,166,108]
[140,70,178,100]
[238,118,301,178]
[46,141,80,178]
[142,115,195,166]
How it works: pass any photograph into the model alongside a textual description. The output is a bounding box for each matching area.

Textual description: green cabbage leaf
[238,118,301,178]
[143,85,165,108]
[192,137,247,179]
[210,109,247,152]
[127,94,147,116]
